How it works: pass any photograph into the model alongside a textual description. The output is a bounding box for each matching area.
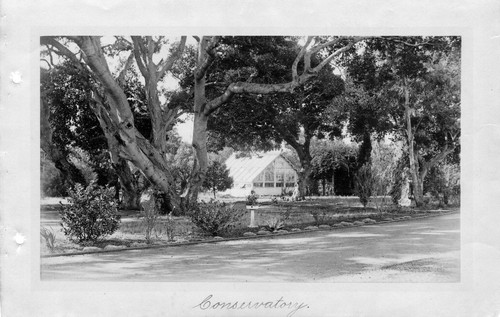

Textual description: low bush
[246,190,259,206]
[266,217,285,232]
[310,209,329,225]
[140,191,160,243]
[140,190,176,243]
[188,200,245,236]
[59,181,121,244]
[266,205,292,231]
[155,214,176,241]
[355,164,374,208]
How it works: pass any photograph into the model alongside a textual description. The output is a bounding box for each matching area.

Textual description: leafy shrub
[140,191,160,243]
[140,189,176,243]
[156,214,176,241]
[188,200,244,236]
[246,190,258,206]
[310,209,329,225]
[266,205,292,231]
[424,163,460,207]
[266,217,285,231]
[202,160,234,198]
[40,226,57,252]
[389,155,409,205]
[59,181,121,244]
[279,205,292,223]
[354,164,374,208]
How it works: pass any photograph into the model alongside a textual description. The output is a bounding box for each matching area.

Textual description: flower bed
[40,198,458,256]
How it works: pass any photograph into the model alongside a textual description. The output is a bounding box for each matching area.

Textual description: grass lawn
[40,196,457,256]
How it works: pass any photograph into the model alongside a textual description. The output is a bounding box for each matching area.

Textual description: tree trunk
[113,159,140,210]
[68,37,184,210]
[90,91,179,210]
[309,178,319,196]
[331,173,335,195]
[403,82,425,207]
[322,179,326,196]
[296,148,313,200]
[183,37,212,208]
[187,103,209,205]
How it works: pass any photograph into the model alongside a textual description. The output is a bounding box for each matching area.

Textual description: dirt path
[41,213,460,282]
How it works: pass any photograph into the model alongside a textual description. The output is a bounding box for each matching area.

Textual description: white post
[248,206,258,227]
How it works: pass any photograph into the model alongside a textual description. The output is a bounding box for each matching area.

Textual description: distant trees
[342,37,461,206]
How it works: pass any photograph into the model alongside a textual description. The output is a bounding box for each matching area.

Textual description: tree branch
[311,37,366,73]
[76,36,135,126]
[131,36,149,78]
[420,143,456,180]
[303,37,342,72]
[45,44,57,67]
[40,37,86,72]
[40,59,52,69]
[310,37,343,55]
[116,52,135,88]
[195,36,221,81]
[204,81,297,116]
[385,37,434,47]
[146,36,155,66]
[157,36,187,80]
[293,36,313,80]
[203,37,364,116]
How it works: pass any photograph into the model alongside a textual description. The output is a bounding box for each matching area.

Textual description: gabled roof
[225,151,285,184]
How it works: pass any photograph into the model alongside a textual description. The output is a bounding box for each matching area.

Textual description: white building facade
[224,151,298,197]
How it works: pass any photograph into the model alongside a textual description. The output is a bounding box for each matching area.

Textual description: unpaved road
[41,213,460,282]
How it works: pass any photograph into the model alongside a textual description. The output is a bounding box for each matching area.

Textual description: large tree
[174,36,366,203]
[194,37,346,198]
[41,36,190,210]
[41,61,149,209]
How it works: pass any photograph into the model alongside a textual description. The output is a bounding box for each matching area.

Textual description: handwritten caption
[194,294,309,317]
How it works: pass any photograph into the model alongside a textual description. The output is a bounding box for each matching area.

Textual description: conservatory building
[224,151,298,197]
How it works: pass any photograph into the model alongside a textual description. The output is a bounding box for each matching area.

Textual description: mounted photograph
[39,35,461,282]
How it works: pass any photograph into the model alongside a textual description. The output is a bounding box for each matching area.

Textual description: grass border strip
[41,210,458,258]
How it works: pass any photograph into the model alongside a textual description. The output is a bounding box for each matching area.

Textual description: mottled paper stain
[14,232,25,253]
[9,71,22,84]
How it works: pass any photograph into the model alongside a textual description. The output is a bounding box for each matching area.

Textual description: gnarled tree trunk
[113,159,140,210]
